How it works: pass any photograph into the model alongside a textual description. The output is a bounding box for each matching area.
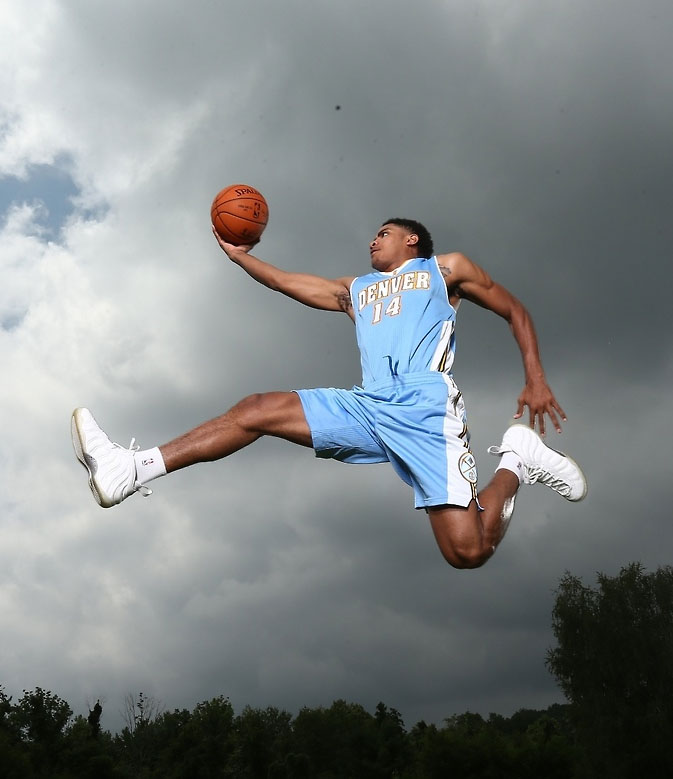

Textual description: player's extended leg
[427,425,587,569]
[71,392,312,508]
[160,392,312,471]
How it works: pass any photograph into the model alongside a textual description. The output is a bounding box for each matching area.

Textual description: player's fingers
[212,227,229,250]
[547,407,563,434]
[513,399,524,420]
[554,401,568,422]
[536,410,546,437]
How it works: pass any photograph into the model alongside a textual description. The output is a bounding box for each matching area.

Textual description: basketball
[211,184,269,245]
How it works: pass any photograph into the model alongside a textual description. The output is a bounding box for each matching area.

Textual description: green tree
[0,686,31,778]
[292,699,380,778]
[9,687,72,776]
[405,714,503,779]
[231,704,292,779]
[115,691,163,777]
[407,708,576,779]
[514,711,578,779]
[547,562,673,778]
[373,701,410,776]
[87,699,103,739]
[152,696,236,778]
[62,715,117,779]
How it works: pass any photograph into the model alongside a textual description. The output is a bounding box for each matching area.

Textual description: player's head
[383,218,433,257]
[370,218,434,270]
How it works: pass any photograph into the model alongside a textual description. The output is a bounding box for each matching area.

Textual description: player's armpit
[335,284,355,319]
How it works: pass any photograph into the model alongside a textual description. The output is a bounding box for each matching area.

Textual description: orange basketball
[211,184,269,245]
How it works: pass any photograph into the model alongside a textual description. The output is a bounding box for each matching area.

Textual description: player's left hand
[514,380,567,436]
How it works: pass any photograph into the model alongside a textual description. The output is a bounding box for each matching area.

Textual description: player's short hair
[382,218,434,258]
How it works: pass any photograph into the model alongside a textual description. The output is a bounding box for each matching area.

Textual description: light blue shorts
[295,372,478,509]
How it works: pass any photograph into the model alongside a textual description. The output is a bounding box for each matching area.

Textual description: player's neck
[376,254,418,274]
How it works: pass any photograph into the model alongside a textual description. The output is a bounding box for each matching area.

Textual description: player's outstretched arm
[213,229,354,317]
[439,251,566,435]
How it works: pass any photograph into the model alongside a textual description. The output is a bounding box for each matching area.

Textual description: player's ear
[407,233,419,246]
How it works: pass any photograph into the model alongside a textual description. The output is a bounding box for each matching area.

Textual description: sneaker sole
[509,424,588,502]
[71,409,107,508]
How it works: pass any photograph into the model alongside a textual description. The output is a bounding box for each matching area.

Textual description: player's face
[369,224,417,271]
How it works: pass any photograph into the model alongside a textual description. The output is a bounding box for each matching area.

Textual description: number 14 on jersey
[372,295,402,324]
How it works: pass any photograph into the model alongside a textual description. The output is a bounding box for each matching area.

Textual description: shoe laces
[489,444,572,498]
[523,465,571,497]
[118,437,152,498]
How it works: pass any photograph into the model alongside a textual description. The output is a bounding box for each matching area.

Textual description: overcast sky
[1,0,672,732]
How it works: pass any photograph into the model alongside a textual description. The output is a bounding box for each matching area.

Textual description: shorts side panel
[374,375,477,509]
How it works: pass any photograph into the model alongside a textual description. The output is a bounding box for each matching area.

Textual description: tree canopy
[0,687,574,778]
[547,562,673,778]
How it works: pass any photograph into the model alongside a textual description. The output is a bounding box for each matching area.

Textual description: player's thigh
[240,391,313,446]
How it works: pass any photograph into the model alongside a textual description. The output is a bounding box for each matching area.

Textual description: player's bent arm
[220,238,354,317]
[439,252,566,433]
[440,252,545,380]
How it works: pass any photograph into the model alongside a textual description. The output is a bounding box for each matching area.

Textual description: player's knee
[235,393,276,430]
[440,543,491,570]
[235,392,302,437]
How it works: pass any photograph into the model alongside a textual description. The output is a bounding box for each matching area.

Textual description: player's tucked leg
[427,469,519,569]
[428,424,588,569]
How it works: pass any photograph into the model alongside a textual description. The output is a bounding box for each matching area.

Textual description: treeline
[0,688,575,779]
[2,562,672,778]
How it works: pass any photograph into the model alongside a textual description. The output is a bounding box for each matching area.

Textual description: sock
[134,447,167,485]
[496,451,524,484]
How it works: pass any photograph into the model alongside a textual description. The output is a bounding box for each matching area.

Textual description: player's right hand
[212,227,258,258]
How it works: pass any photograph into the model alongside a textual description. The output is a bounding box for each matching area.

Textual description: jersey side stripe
[430,319,455,373]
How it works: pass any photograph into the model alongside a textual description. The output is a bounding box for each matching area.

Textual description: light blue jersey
[295,255,477,510]
[350,256,457,387]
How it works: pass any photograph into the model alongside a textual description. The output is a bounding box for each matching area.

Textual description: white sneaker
[71,408,151,508]
[488,424,587,502]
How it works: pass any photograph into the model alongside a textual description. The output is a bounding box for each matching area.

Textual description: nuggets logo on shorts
[458,451,478,484]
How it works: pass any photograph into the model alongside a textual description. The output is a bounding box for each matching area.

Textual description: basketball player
[72,220,586,569]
